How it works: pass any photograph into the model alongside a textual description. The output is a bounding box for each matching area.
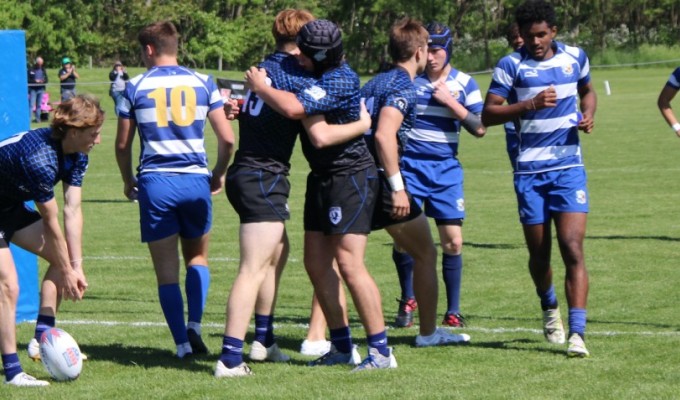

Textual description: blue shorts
[137,173,212,242]
[402,156,465,221]
[514,167,589,225]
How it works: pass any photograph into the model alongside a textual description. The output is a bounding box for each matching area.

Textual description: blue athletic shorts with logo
[304,166,378,235]
[137,173,212,242]
[402,156,465,220]
[513,167,589,225]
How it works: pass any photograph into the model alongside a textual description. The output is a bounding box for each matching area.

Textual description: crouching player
[1,95,104,386]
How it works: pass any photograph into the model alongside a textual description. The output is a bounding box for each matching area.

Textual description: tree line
[3,0,680,73]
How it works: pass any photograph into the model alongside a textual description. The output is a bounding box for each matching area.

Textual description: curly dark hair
[515,0,556,31]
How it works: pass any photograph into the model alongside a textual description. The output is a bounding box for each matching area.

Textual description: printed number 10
[148,86,196,127]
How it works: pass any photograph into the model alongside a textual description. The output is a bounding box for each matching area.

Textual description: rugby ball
[39,328,83,381]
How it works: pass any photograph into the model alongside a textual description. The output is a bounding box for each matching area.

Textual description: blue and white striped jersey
[360,66,416,166]
[488,41,591,174]
[665,67,680,90]
[119,66,224,176]
[234,52,314,174]
[0,128,88,206]
[403,68,483,161]
[297,63,374,174]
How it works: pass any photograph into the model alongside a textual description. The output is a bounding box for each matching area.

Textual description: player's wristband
[387,172,405,192]
[672,123,680,132]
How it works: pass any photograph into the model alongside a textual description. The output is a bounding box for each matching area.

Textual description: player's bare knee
[0,280,19,303]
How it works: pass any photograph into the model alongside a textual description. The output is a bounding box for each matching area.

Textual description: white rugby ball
[39,328,83,381]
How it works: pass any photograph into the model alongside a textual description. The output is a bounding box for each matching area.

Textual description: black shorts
[371,171,422,230]
[304,166,378,235]
[0,202,42,242]
[226,164,291,223]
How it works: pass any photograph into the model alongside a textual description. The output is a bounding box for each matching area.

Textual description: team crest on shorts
[329,207,342,225]
[576,190,587,204]
[457,198,465,211]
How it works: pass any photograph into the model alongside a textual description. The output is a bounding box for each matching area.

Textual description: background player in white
[116,21,235,359]
[361,17,470,347]
[391,22,486,329]
[482,0,597,357]
[657,66,680,137]
[1,95,104,386]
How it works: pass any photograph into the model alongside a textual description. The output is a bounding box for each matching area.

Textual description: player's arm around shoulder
[302,100,371,148]
[245,66,306,119]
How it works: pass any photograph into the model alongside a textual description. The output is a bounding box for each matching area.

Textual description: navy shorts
[0,202,42,243]
[304,166,378,235]
[514,167,589,225]
[371,171,422,230]
[137,173,212,242]
[226,164,291,223]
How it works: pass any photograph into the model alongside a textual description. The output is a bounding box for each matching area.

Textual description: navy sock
[219,336,244,368]
[185,265,210,325]
[254,314,275,347]
[367,331,389,357]
[329,326,353,354]
[158,284,188,344]
[568,308,587,338]
[536,285,558,311]
[34,314,56,340]
[392,248,415,300]
[442,253,462,314]
[2,353,22,382]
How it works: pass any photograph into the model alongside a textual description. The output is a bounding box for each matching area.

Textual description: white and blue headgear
[426,22,453,65]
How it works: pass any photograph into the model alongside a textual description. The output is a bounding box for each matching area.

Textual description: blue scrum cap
[426,22,453,64]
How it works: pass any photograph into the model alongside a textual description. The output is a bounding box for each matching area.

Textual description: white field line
[84,255,301,263]
[19,319,680,337]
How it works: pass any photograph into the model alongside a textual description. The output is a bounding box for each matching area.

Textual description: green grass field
[4,66,680,399]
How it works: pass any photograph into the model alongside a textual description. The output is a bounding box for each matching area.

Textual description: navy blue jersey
[234,52,315,174]
[360,66,416,166]
[296,63,374,174]
[0,128,88,206]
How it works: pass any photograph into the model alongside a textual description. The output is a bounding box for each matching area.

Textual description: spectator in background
[59,57,79,102]
[28,56,48,123]
[109,61,129,116]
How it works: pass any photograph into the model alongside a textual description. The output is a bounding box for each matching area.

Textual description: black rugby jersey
[297,63,374,174]
[233,52,315,174]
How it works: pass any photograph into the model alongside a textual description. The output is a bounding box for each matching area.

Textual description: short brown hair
[388,17,428,63]
[138,21,179,56]
[51,95,105,140]
[272,9,315,48]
